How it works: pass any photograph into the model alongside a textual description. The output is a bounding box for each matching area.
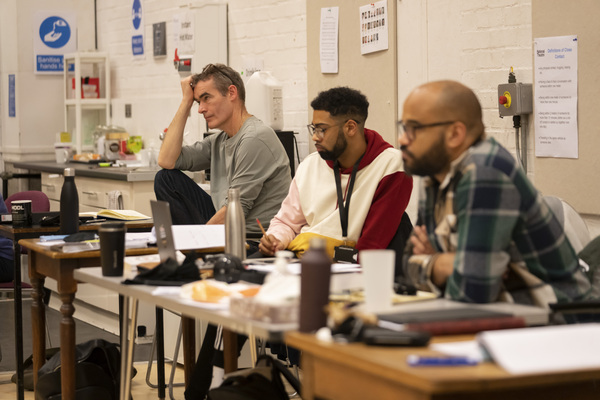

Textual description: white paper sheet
[478,323,600,374]
[430,340,487,363]
[359,0,389,55]
[533,35,578,158]
[247,262,361,275]
[320,7,339,73]
[172,224,225,250]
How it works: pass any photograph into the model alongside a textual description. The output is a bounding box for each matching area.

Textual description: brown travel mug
[299,238,332,333]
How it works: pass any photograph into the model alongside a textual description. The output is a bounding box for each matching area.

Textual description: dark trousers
[184,324,248,400]
[155,170,248,399]
[387,212,413,278]
[0,256,14,283]
[154,169,216,225]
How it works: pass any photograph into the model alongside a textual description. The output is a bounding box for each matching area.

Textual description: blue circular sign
[39,16,71,49]
[132,0,142,30]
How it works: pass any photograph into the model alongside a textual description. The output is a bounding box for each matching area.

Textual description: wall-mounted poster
[33,11,77,74]
[360,1,388,55]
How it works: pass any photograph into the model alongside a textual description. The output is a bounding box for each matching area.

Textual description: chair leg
[145,328,159,389]
[145,312,186,395]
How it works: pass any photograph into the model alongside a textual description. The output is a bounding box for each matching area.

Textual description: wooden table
[0,220,153,400]
[19,237,156,400]
[286,332,600,400]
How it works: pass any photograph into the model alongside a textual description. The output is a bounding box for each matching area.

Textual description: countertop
[13,160,160,182]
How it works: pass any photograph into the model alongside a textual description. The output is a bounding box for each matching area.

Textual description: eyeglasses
[307,119,359,139]
[399,120,455,141]
[198,63,235,85]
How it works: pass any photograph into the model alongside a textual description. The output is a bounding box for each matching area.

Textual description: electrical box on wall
[498,82,533,117]
[153,22,167,57]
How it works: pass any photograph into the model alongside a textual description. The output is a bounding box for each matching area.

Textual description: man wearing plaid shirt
[399,80,593,307]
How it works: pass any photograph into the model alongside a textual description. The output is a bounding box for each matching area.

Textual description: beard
[401,134,450,177]
[318,128,348,162]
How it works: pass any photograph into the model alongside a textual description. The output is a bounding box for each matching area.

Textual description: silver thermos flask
[225,188,246,259]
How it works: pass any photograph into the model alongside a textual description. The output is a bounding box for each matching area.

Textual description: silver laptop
[150,200,178,263]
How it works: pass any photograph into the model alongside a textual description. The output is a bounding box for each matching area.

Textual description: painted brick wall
[459,0,534,174]
[94,0,309,160]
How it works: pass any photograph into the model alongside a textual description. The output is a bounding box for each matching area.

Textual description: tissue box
[230,297,299,324]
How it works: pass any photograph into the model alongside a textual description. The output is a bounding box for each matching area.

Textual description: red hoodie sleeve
[356,171,412,250]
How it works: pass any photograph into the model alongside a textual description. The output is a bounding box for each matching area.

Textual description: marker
[407,355,479,367]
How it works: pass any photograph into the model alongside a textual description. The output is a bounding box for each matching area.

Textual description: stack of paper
[477,323,600,374]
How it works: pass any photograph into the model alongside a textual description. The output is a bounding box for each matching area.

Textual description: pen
[407,355,479,367]
[256,218,272,245]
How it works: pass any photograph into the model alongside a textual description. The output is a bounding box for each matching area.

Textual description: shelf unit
[63,52,111,154]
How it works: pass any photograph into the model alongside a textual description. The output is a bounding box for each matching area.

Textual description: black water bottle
[60,168,79,234]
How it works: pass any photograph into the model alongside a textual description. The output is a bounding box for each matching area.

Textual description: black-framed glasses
[307,119,360,139]
[399,120,455,141]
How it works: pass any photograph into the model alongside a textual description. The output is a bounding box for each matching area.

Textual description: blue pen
[407,355,479,367]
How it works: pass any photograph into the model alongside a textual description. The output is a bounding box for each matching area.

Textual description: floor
[0,361,187,400]
[0,297,181,399]
[0,298,302,399]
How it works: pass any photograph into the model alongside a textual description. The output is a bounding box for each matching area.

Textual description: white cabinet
[41,172,155,215]
[63,52,111,154]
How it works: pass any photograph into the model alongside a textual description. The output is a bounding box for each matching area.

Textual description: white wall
[94,0,309,159]
[398,0,536,224]
[0,0,95,161]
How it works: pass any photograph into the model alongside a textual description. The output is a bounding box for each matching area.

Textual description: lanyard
[333,156,363,239]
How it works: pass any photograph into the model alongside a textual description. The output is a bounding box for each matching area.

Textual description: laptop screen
[150,200,177,263]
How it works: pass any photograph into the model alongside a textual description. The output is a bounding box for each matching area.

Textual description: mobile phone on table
[361,327,430,347]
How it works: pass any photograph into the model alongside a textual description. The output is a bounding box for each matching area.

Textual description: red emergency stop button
[499,96,508,105]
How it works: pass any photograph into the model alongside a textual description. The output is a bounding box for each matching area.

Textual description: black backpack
[35,338,121,400]
[207,355,301,400]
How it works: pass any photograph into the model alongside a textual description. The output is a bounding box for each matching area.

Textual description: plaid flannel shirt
[404,137,592,306]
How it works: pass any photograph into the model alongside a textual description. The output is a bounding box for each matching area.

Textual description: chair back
[544,195,591,254]
[5,190,50,213]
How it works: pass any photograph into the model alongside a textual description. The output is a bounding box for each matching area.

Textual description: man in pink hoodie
[259,86,413,268]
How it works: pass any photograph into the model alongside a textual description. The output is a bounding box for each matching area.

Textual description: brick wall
[94,0,309,159]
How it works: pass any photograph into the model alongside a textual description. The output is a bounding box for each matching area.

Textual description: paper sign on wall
[320,7,339,74]
[534,35,578,158]
[33,11,77,74]
[131,0,145,58]
[360,1,389,55]
[174,11,195,55]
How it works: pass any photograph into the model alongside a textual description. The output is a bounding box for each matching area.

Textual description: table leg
[222,329,238,373]
[249,334,257,366]
[59,292,76,400]
[181,316,195,386]
[119,296,130,400]
[156,307,166,400]
[120,297,138,400]
[13,240,24,400]
[30,276,46,388]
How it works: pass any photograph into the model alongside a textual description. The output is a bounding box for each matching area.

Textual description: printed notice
[320,7,339,74]
[174,11,195,55]
[131,0,145,58]
[360,0,389,55]
[534,35,578,158]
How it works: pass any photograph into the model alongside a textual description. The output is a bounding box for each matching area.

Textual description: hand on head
[180,76,195,103]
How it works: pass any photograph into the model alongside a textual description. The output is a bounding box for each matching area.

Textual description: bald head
[406,80,484,140]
